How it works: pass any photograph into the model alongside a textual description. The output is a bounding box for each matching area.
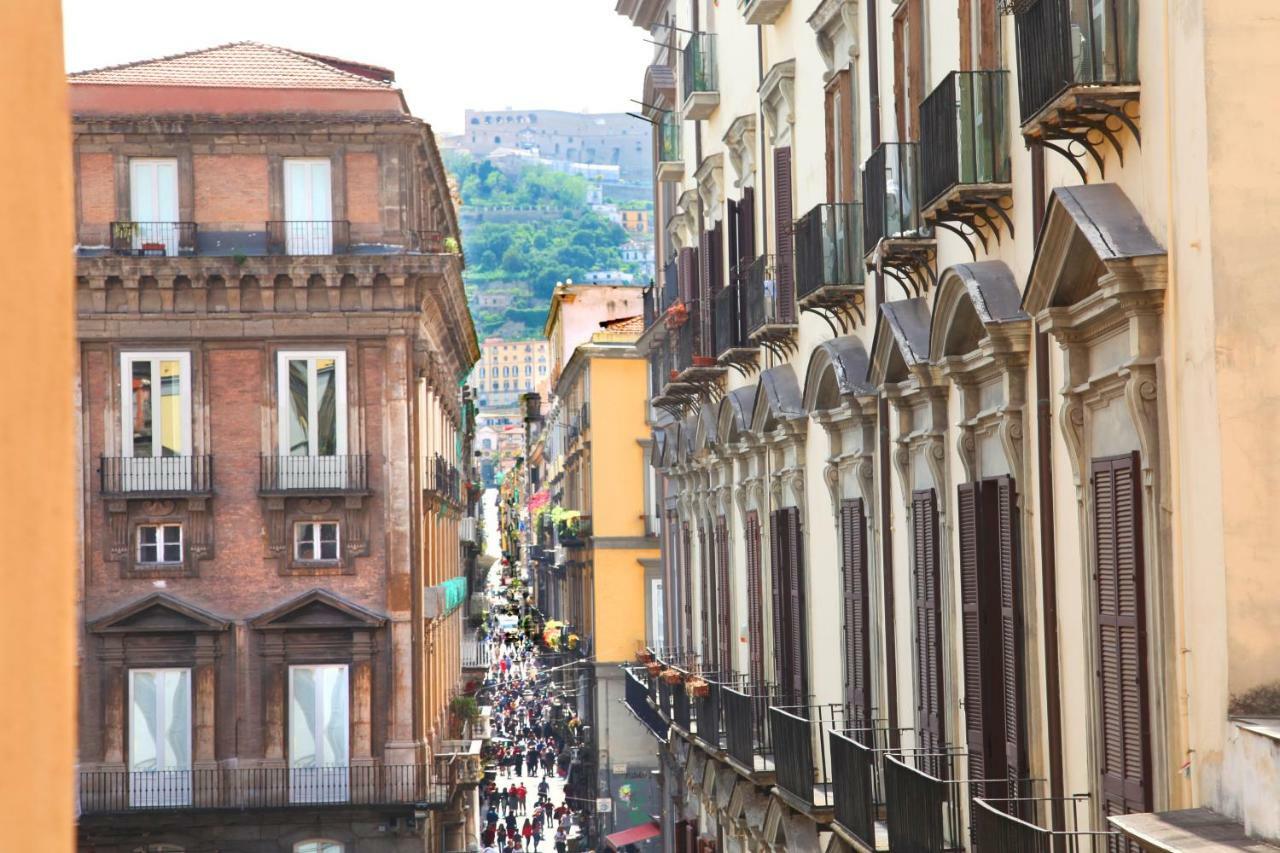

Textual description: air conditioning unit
[460,517,477,543]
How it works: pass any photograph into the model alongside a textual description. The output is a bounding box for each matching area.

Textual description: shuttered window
[841,499,872,727]
[825,71,856,204]
[769,510,784,686]
[682,521,694,649]
[912,489,944,764]
[738,188,756,272]
[715,515,732,673]
[745,510,765,686]
[772,147,795,323]
[699,524,713,666]
[893,0,927,141]
[995,476,1028,797]
[769,506,807,700]
[1092,453,1152,835]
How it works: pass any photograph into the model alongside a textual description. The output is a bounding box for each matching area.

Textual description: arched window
[295,842,344,853]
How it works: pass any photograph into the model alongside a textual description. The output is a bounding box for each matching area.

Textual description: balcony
[258,454,370,494]
[920,70,1014,249]
[713,279,758,372]
[691,672,736,750]
[742,255,798,355]
[110,221,198,257]
[883,748,1026,853]
[657,111,684,182]
[863,143,935,295]
[413,229,446,252]
[722,683,798,777]
[78,765,451,815]
[681,34,719,120]
[829,725,908,851]
[794,202,866,330]
[972,794,1119,852]
[738,0,789,25]
[624,666,669,741]
[770,703,846,814]
[426,453,462,505]
[1014,0,1140,178]
[266,220,352,256]
[672,299,722,384]
[99,455,213,497]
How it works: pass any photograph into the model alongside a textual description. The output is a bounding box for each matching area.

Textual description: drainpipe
[867,0,900,744]
[1031,146,1066,833]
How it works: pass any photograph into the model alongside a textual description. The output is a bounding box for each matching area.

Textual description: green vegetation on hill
[446,153,633,340]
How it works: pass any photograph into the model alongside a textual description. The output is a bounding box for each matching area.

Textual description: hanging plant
[660,668,683,685]
[687,677,710,698]
[645,661,663,678]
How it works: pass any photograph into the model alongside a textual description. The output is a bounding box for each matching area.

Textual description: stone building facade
[70,43,482,853]
[616,1,1280,851]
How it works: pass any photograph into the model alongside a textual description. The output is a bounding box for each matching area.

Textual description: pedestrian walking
[553,828,567,853]
[522,819,533,850]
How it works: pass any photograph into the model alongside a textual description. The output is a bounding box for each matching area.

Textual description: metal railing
[78,765,451,814]
[884,750,968,853]
[770,704,845,809]
[863,143,932,251]
[625,666,669,740]
[1015,0,1139,123]
[662,257,680,311]
[741,254,792,338]
[100,455,213,496]
[673,300,706,373]
[973,794,1120,853]
[722,683,799,773]
[110,221,198,257]
[659,110,682,162]
[461,634,489,669]
[830,725,907,848]
[681,33,718,102]
[427,453,462,503]
[259,454,369,493]
[713,280,748,357]
[921,70,1012,207]
[794,203,865,301]
[265,220,351,255]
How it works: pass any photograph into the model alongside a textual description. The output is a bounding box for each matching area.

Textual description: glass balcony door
[284,159,334,255]
[289,664,350,804]
[129,158,179,256]
[121,353,192,492]
[278,352,348,490]
[128,668,192,807]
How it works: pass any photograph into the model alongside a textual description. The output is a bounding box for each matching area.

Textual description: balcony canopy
[869,298,932,387]
[803,335,875,413]
[929,261,1029,360]
[717,386,757,445]
[604,821,662,850]
[749,364,805,435]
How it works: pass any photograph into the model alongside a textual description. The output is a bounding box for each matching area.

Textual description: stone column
[351,630,374,765]
[100,637,126,768]
[262,634,286,764]
[193,634,217,768]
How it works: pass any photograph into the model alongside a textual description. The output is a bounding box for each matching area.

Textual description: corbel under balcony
[740,0,790,25]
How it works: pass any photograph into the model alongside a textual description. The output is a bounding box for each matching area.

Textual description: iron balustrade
[671,679,692,732]
[681,33,718,102]
[673,302,704,373]
[1014,0,1139,123]
[742,255,789,338]
[770,704,846,809]
[100,455,213,496]
[643,286,657,329]
[659,110,682,162]
[662,258,680,312]
[863,143,932,251]
[625,666,670,740]
[920,71,1012,207]
[972,794,1120,853]
[692,672,738,749]
[794,203,865,301]
[713,280,748,357]
[883,750,969,853]
[78,765,451,814]
[722,683,800,773]
[110,221,197,257]
[830,725,907,847]
[259,454,369,493]
[427,454,463,503]
[266,220,352,255]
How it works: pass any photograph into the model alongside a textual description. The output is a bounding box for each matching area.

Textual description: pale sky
[62,0,652,135]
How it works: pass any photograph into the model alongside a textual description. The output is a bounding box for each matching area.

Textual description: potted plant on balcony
[692,355,717,367]
[660,668,683,686]
[664,299,689,329]
[449,695,480,738]
[687,676,710,698]
[636,650,655,665]
[645,660,663,678]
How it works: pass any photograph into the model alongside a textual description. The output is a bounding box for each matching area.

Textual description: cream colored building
[615,0,1280,850]
[469,336,550,407]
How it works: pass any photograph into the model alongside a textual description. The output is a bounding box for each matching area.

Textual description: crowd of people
[478,574,587,853]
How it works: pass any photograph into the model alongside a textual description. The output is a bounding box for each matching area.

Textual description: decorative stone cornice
[808,0,861,80]
[759,60,797,148]
[695,153,726,226]
[723,114,758,190]
[668,188,701,251]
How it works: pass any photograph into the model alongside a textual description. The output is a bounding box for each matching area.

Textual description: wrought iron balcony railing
[100,455,213,496]
[691,672,738,749]
[722,682,800,775]
[920,71,1013,214]
[414,230,446,252]
[1015,0,1139,124]
[659,110,682,162]
[863,143,932,251]
[973,794,1119,853]
[624,666,669,741]
[713,280,746,358]
[830,724,906,849]
[681,33,718,104]
[741,254,797,345]
[770,703,846,810]
[794,203,865,324]
[265,220,352,256]
[259,454,369,494]
[110,222,198,257]
[78,765,451,815]
[883,749,968,853]
[427,454,462,503]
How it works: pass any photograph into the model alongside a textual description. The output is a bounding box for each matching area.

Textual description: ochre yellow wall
[592,548,653,664]
[588,356,649,538]
[0,0,76,845]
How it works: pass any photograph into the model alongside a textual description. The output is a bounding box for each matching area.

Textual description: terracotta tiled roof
[601,315,645,333]
[69,41,396,90]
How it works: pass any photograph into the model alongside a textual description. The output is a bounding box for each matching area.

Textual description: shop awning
[605,821,662,850]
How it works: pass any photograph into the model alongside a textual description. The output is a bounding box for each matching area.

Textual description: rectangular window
[283,158,334,254]
[129,668,191,807]
[290,664,350,803]
[295,521,340,563]
[129,158,180,255]
[278,352,347,457]
[122,352,191,460]
[138,524,183,565]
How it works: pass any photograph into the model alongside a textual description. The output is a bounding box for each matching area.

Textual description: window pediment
[695,154,726,226]
[723,115,758,189]
[870,298,932,388]
[808,0,861,79]
[759,60,797,148]
[89,592,229,635]
[251,588,386,631]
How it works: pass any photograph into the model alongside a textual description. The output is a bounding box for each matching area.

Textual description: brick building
[70,43,483,853]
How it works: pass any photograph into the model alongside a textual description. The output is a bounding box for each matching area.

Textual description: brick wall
[345,151,380,225]
[194,154,269,226]
[78,152,114,245]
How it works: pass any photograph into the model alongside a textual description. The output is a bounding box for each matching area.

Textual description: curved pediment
[251,588,386,631]
[930,261,1030,359]
[89,592,230,634]
[803,335,875,412]
[1023,183,1165,315]
[692,402,719,453]
[717,386,756,445]
[749,365,805,435]
[642,64,676,114]
[869,298,932,387]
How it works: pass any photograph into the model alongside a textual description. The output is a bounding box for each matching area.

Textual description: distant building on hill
[468,336,551,408]
[460,108,651,182]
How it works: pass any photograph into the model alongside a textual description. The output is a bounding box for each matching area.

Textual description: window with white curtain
[129,668,191,807]
[289,664,349,803]
[295,842,343,853]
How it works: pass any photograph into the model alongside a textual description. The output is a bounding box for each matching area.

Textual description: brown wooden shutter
[1093,453,1152,824]
[912,489,944,763]
[769,509,785,687]
[784,506,807,700]
[699,524,712,665]
[682,521,694,650]
[839,71,856,203]
[772,147,795,323]
[740,188,756,268]
[716,514,732,673]
[893,0,926,140]
[824,86,837,203]
[841,499,872,726]
[995,475,1028,798]
[678,246,697,303]
[727,198,740,285]
[746,510,765,686]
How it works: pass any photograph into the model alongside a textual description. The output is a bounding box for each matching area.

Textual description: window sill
[282,560,350,577]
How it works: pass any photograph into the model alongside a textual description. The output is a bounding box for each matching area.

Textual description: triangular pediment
[89,593,229,634]
[251,588,385,631]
